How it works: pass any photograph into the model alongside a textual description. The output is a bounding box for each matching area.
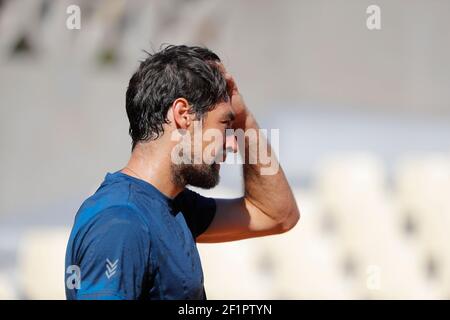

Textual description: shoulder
[92,205,150,234]
[74,177,152,232]
[72,204,151,254]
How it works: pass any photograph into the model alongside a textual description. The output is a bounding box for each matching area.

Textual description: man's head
[126,45,237,189]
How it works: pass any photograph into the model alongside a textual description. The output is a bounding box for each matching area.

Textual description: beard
[171,162,220,189]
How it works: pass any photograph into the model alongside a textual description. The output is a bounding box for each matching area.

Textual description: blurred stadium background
[1,0,450,299]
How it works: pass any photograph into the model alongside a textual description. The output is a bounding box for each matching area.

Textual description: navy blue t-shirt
[65,171,216,300]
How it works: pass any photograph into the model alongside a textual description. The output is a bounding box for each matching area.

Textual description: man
[65,45,300,300]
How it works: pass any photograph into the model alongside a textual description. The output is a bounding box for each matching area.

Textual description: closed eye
[221,120,233,129]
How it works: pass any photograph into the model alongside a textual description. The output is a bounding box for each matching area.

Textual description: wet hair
[125,45,228,149]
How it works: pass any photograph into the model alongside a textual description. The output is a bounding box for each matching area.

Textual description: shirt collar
[105,171,183,215]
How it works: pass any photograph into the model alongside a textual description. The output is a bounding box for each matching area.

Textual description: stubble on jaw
[171,162,220,190]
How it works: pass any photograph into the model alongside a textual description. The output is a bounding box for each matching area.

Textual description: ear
[169,98,192,129]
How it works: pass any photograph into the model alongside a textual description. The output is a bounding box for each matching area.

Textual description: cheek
[202,133,226,162]
[202,124,225,148]
[202,138,222,154]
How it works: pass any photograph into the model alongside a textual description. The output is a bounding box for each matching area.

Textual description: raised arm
[196,73,300,243]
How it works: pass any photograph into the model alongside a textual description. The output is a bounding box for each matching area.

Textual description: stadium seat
[17,227,70,299]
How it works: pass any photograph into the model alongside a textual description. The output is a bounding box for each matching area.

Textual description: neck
[121,142,184,199]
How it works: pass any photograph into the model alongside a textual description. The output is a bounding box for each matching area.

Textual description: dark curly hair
[125,45,229,150]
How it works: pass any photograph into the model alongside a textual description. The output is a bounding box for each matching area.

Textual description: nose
[225,133,238,154]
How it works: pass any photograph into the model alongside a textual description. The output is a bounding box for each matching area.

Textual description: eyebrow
[224,111,235,122]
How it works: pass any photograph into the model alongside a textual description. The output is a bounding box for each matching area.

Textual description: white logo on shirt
[105,258,119,279]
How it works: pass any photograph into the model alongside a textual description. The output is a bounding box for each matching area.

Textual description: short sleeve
[70,206,151,300]
[175,188,217,239]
